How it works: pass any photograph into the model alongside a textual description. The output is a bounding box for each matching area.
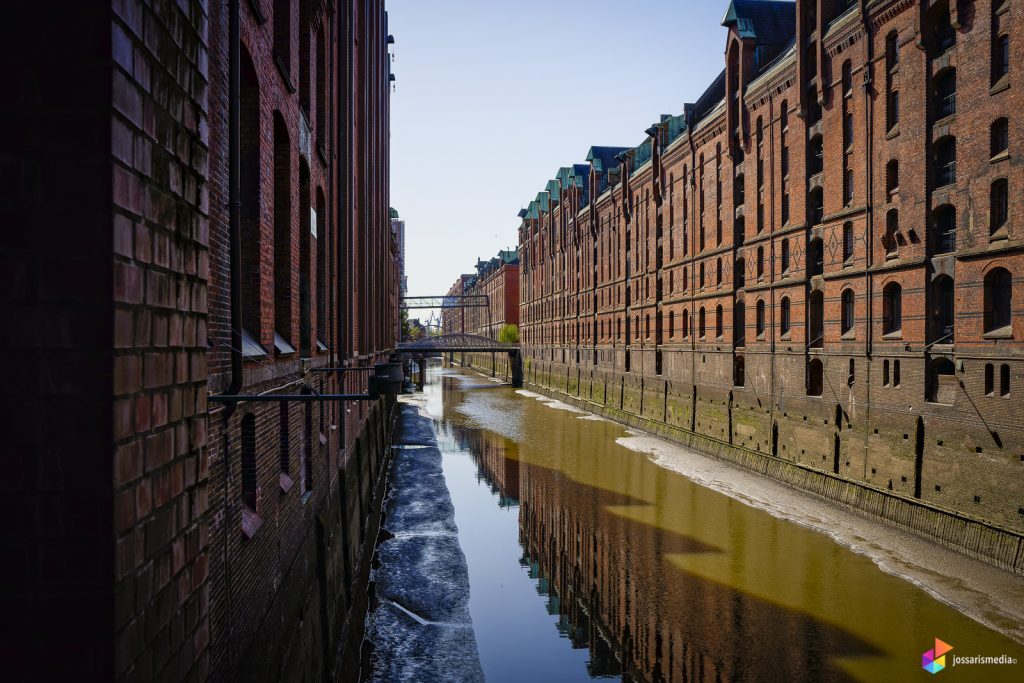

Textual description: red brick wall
[1,0,398,680]
[516,0,1024,534]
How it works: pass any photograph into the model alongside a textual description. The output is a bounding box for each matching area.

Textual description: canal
[401,364,1024,682]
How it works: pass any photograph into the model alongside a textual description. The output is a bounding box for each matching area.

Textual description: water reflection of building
[510,453,875,682]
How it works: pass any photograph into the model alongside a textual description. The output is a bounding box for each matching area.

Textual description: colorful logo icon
[922,638,954,674]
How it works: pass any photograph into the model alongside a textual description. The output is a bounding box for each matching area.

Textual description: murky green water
[417,366,1024,682]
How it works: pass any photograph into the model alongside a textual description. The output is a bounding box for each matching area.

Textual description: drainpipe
[227,0,243,399]
[861,0,874,475]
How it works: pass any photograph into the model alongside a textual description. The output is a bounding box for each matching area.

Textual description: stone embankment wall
[454,355,1023,576]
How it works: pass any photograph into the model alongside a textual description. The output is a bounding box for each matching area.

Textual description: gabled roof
[545,178,560,202]
[586,146,629,173]
[586,146,629,195]
[692,68,726,125]
[721,0,796,44]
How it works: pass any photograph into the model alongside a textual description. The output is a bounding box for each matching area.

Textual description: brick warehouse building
[516,0,1024,570]
[1,0,397,680]
[441,250,520,375]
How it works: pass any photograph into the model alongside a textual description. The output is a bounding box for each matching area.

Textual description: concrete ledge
[364,404,484,682]
[516,378,1024,577]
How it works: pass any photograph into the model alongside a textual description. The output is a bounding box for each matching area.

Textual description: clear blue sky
[389,0,734,301]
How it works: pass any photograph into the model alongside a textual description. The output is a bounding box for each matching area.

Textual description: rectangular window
[887,90,899,130]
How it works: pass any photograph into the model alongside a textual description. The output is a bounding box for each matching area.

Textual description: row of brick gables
[503,0,1024,568]
[0,0,399,680]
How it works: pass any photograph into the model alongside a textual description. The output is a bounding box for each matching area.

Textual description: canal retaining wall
[363,403,484,681]
[455,354,1024,576]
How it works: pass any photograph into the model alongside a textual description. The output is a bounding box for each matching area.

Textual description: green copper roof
[545,179,560,201]
[389,207,399,218]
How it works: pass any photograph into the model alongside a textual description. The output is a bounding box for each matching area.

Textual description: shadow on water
[425,367,1024,683]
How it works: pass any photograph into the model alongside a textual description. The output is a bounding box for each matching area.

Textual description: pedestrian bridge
[396,333,520,353]
[396,333,523,386]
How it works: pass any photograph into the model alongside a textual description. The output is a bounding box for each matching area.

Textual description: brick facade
[1,0,397,680]
[516,0,1024,554]
[441,250,520,338]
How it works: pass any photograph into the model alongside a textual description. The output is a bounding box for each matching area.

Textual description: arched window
[990,179,1008,236]
[933,204,956,253]
[1001,364,1011,397]
[240,47,262,343]
[682,309,689,338]
[699,307,706,338]
[241,413,258,511]
[883,282,902,335]
[934,68,956,118]
[886,159,899,200]
[934,136,956,186]
[984,267,1012,333]
[993,3,1010,84]
[756,299,766,337]
[843,222,854,263]
[716,305,724,338]
[841,289,855,335]
[780,297,791,336]
[669,311,675,338]
[991,118,1009,158]
[645,314,651,339]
